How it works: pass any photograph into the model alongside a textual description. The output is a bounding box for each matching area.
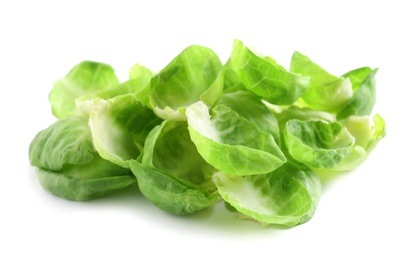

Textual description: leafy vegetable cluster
[29,40,385,227]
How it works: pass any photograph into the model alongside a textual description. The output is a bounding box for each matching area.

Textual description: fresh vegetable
[29,116,134,201]
[231,40,311,105]
[150,45,224,120]
[130,120,220,215]
[28,40,385,227]
[214,161,321,226]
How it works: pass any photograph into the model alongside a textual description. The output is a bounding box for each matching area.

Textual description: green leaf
[150,45,224,120]
[231,40,310,105]
[186,101,286,175]
[75,65,154,117]
[89,94,162,168]
[29,117,134,200]
[342,67,373,92]
[366,113,386,153]
[222,59,246,93]
[29,117,95,171]
[218,90,280,144]
[130,120,220,215]
[271,105,336,132]
[49,61,119,119]
[38,158,134,201]
[342,114,386,154]
[313,114,386,173]
[130,161,219,215]
[290,51,353,112]
[127,64,154,106]
[337,69,378,120]
[129,63,154,80]
[214,161,321,226]
[284,119,355,168]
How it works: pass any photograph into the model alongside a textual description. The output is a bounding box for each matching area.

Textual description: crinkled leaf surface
[290,51,353,112]
[29,117,95,171]
[313,114,386,173]
[214,161,321,226]
[222,59,246,93]
[273,105,336,131]
[231,40,310,105]
[29,117,134,200]
[89,94,162,168]
[129,120,220,215]
[130,161,219,215]
[218,90,280,143]
[150,45,223,120]
[284,119,355,168]
[342,67,373,92]
[186,101,286,175]
[38,157,134,201]
[49,61,119,119]
[337,69,377,120]
[75,65,153,117]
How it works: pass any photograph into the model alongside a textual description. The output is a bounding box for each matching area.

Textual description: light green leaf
[214,161,321,226]
[29,117,95,171]
[186,101,286,175]
[49,61,119,119]
[272,105,336,132]
[29,117,134,200]
[217,90,280,144]
[342,67,373,92]
[222,59,246,93]
[130,161,219,215]
[342,115,373,148]
[284,119,355,168]
[127,64,154,106]
[38,156,134,201]
[89,94,162,168]
[337,69,377,120]
[366,113,386,153]
[313,114,386,173]
[75,64,154,117]
[150,45,223,120]
[342,114,386,154]
[290,51,353,112]
[130,120,220,215]
[129,63,154,80]
[231,40,310,105]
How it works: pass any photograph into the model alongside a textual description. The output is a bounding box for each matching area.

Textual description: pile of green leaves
[29,40,385,227]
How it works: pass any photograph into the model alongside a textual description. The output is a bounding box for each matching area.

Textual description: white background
[1,0,411,259]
